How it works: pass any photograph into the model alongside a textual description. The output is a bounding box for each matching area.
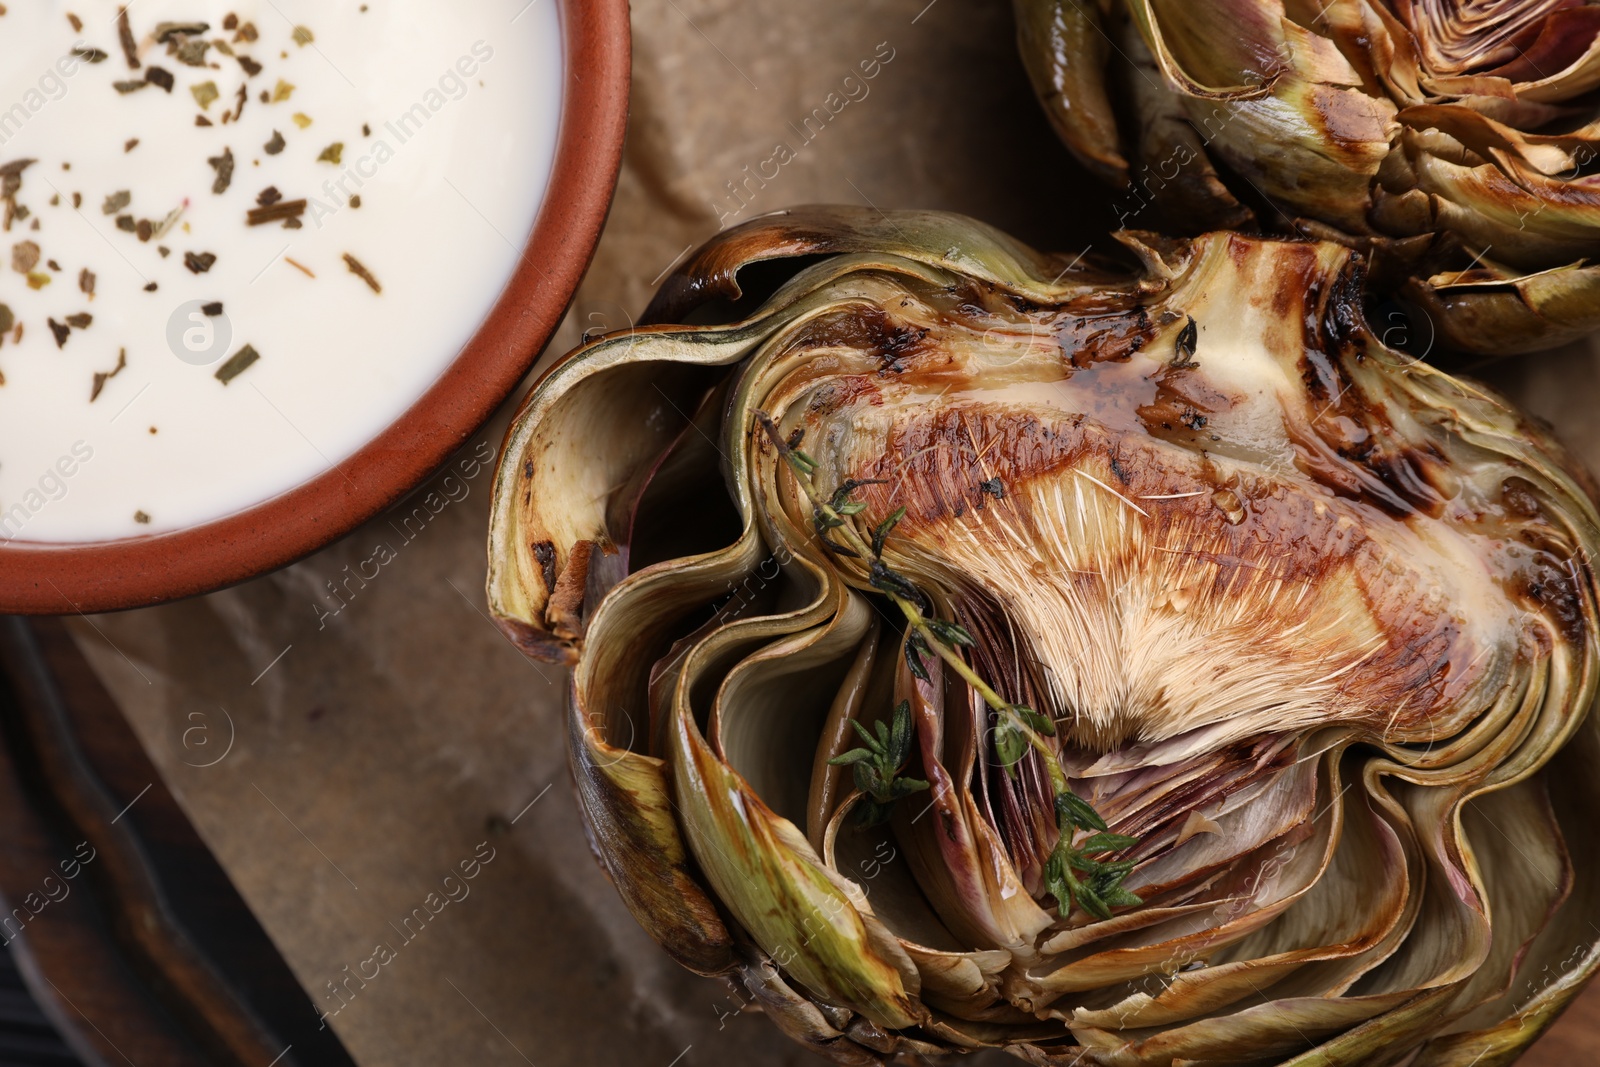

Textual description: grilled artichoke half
[1015,0,1600,355]
[488,208,1600,1066]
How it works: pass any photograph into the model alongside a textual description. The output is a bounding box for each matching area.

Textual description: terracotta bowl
[0,0,630,615]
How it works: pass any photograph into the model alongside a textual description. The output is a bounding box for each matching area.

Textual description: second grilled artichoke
[1016,0,1600,355]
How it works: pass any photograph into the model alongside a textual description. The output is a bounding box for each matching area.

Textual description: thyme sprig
[757,412,1142,920]
[828,699,930,827]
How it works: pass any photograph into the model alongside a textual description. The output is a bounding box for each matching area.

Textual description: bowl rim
[0,0,631,616]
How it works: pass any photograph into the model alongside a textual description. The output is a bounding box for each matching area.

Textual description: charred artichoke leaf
[1015,0,1129,187]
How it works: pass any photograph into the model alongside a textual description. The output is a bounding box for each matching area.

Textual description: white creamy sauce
[0,0,562,541]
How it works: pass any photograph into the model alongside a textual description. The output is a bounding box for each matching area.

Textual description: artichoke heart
[488,207,1600,1066]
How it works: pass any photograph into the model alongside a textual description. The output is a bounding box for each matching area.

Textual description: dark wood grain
[0,617,356,1067]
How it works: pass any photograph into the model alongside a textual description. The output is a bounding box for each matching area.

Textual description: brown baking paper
[65,1,1600,1064]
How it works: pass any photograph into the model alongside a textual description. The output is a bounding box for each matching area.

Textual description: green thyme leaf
[905,634,931,682]
[871,506,906,557]
[927,618,976,648]
[888,700,913,767]
[847,718,885,756]
[834,701,929,827]
[888,776,930,800]
[994,722,1029,774]
[1013,705,1057,737]
[1057,791,1110,833]
[1080,832,1140,853]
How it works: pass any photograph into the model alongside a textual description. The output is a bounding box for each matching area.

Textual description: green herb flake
[191,80,220,110]
[215,343,259,385]
[102,190,131,215]
[292,25,314,46]
[271,79,295,102]
[317,142,344,165]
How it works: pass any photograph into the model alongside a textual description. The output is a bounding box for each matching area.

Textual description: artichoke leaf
[566,699,736,976]
[1407,259,1600,356]
[667,571,923,1029]
[646,205,1122,323]
[1013,0,1129,187]
[1123,0,1286,100]
[824,792,1023,1023]
[1023,748,1344,999]
[890,635,1058,954]
[1120,24,1254,232]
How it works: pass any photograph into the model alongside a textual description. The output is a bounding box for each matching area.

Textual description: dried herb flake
[215,344,259,385]
[343,253,381,294]
[154,21,209,42]
[245,199,306,227]
[116,6,140,69]
[90,348,126,401]
[208,147,234,194]
[11,240,39,274]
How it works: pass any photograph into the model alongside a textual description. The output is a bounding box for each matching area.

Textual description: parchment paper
[64,1,1600,1064]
